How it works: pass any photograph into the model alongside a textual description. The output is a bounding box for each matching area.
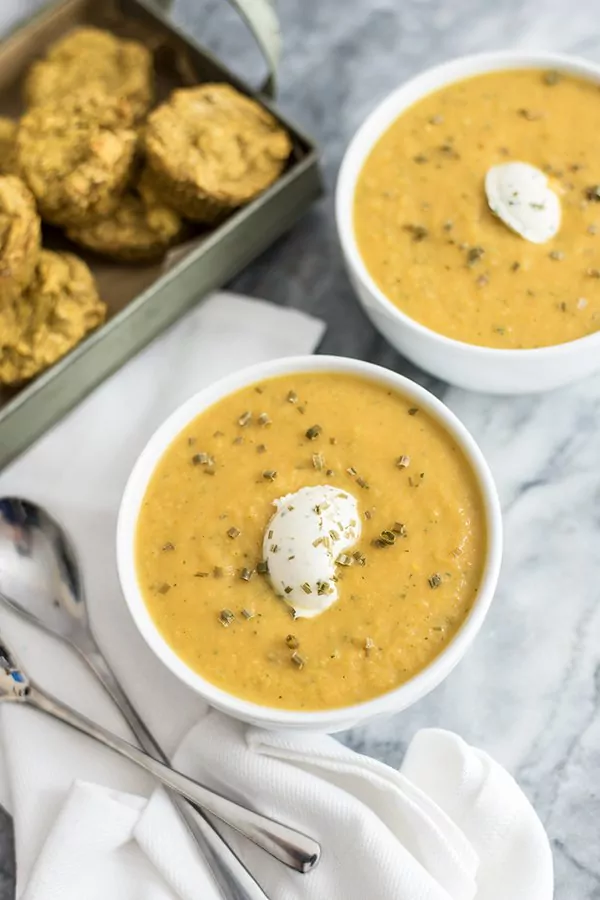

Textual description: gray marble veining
[0,0,599,897]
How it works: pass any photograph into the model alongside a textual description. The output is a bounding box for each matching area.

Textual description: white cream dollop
[264,485,361,618]
[485,162,561,244]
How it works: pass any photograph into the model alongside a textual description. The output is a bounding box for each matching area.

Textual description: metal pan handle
[155,0,280,97]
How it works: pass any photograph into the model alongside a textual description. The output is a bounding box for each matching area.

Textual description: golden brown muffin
[0,176,41,311]
[143,83,292,222]
[0,249,106,385]
[66,168,184,262]
[24,26,153,121]
[16,86,137,227]
[0,118,19,176]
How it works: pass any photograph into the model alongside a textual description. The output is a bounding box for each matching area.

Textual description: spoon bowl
[0,498,91,650]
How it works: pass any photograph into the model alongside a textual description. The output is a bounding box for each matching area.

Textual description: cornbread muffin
[16,86,137,227]
[67,168,184,262]
[0,119,19,176]
[144,83,292,222]
[24,27,153,121]
[0,249,106,385]
[0,176,41,309]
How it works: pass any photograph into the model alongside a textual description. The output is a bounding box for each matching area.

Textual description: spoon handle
[25,683,320,873]
[84,651,272,900]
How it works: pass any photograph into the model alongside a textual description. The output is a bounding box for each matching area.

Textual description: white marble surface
[0,0,599,898]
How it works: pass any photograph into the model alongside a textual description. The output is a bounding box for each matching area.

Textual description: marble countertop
[0,0,599,897]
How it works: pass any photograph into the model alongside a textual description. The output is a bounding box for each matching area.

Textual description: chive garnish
[258,413,272,426]
[188,437,196,446]
[380,530,396,545]
[194,571,209,578]
[192,452,214,466]
[312,452,325,470]
[306,424,322,440]
[238,411,252,427]
[317,581,331,595]
[242,609,255,619]
[364,510,372,520]
[585,185,600,202]
[353,551,366,566]
[233,436,243,445]
[213,566,223,578]
[467,246,484,265]
[393,522,407,537]
[346,466,357,476]
[284,585,293,594]
[287,390,298,404]
[364,637,375,653]
[543,70,561,86]
[286,634,300,649]
[268,529,273,539]
[157,582,171,594]
[356,476,369,489]
[239,567,253,581]
[162,542,175,551]
[428,573,442,589]
[326,469,335,476]
[270,544,279,553]
[549,250,565,261]
[262,470,277,481]
[257,444,267,453]
[336,553,353,567]
[408,407,419,416]
[227,526,241,539]
[291,651,305,669]
[396,455,410,468]
[301,582,313,594]
[257,560,269,574]
[219,608,235,626]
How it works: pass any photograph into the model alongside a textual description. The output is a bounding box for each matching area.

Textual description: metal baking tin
[0,0,322,468]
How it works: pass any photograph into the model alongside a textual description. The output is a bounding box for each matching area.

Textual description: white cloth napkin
[0,291,553,900]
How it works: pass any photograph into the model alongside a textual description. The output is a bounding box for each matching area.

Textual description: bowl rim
[117,355,503,729]
[335,49,600,360]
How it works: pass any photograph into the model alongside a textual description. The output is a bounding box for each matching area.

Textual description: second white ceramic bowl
[117,355,502,732]
[336,51,600,394]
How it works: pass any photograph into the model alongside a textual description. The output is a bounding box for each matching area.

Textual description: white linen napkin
[0,291,553,900]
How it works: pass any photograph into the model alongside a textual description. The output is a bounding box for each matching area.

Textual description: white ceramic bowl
[336,51,600,394]
[117,355,502,732]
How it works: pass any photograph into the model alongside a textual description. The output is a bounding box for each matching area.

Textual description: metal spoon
[0,497,320,890]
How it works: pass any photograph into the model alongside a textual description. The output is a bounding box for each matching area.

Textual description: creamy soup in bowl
[337,53,600,393]
[117,356,502,731]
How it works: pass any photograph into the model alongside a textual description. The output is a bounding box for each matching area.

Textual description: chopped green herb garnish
[428,573,442,589]
[336,553,354,567]
[227,526,241,539]
[238,411,252,427]
[192,452,214,466]
[396,455,410,469]
[312,452,325,470]
[286,634,300,649]
[306,424,322,440]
